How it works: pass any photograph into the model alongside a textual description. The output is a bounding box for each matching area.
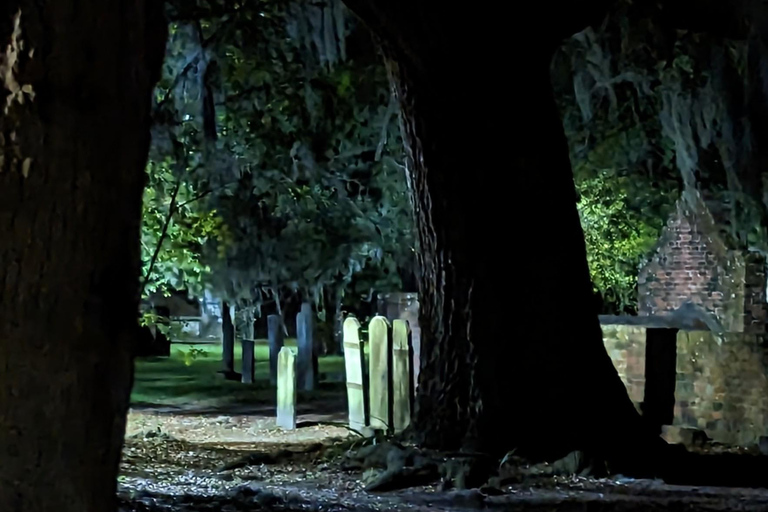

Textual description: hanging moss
[555,0,768,254]
[286,0,347,72]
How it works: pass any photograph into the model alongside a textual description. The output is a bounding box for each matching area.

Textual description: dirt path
[121,410,768,512]
[126,405,349,445]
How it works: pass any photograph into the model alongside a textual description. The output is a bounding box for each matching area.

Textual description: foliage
[145,0,414,318]
[176,346,209,366]
[576,172,661,313]
[140,157,228,300]
[552,1,768,311]
[553,23,678,312]
[557,1,768,253]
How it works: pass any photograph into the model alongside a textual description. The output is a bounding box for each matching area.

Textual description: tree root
[295,420,367,436]
[341,440,614,494]
[491,449,608,487]
[216,443,324,472]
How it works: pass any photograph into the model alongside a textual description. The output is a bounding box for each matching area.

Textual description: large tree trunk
[0,2,166,510]
[344,1,661,471]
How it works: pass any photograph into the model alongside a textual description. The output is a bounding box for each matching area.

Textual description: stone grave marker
[411,326,422,393]
[368,315,391,431]
[343,317,369,433]
[296,303,317,391]
[268,314,284,386]
[391,319,412,433]
[241,338,255,384]
[199,290,222,339]
[277,346,297,430]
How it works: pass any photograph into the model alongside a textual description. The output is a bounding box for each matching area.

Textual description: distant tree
[558,0,768,254]
[146,1,415,339]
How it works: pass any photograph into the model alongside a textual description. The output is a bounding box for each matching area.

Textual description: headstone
[268,314,284,386]
[277,347,297,430]
[199,290,222,339]
[377,292,419,329]
[391,319,412,433]
[368,316,392,431]
[238,307,256,341]
[411,326,422,393]
[343,317,368,433]
[296,303,317,391]
[241,339,255,384]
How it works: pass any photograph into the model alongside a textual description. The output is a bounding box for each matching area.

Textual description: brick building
[637,190,767,337]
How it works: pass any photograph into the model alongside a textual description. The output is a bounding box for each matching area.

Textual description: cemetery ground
[119,343,768,511]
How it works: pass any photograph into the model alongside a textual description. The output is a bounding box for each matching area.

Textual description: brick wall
[602,325,646,413]
[637,192,748,332]
[674,331,768,446]
[744,253,767,339]
[601,324,768,447]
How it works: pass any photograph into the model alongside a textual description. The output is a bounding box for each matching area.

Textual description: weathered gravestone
[343,317,369,434]
[199,290,222,340]
[241,339,255,384]
[268,314,284,386]
[276,347,297,430]
[368,316,391,431]
[410,326,421,394]
[296,303,317,391]
[392,319,412,433]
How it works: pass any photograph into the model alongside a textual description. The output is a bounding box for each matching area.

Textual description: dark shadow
[642,328,678,435]
[661,449,768,488]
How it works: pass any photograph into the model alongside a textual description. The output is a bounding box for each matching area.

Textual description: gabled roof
[599,301,725,333]
[640,189,731,271]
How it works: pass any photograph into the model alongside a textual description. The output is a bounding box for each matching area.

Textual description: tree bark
[745,34,768,227]
[0,2,166,511]
[344,1,661,470]
[323,284,345,354]
[222,301,236,373]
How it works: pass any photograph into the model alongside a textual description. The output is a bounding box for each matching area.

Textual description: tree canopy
[139,0,768,317]
[553,0,768,312]
[141,0,415,322]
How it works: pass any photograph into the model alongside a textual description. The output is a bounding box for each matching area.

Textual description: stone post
[268,314,284,386]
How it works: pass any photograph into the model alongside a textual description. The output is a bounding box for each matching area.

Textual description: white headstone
[343,317,368,433]
[277,347,297,430]
[368,316,391,431]
[392,319,412,433]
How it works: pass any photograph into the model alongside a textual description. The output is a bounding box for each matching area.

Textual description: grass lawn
[130,339,346,409]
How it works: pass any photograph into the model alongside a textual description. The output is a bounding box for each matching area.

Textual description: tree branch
[140,178,182,300]
[655,0,751,40]
[139,134,188,300]
[164,0,248,22]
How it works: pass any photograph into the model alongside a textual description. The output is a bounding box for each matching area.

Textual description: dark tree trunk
[323,284,345,355]
[746,35,768,225]
[343,1,660,471]
[221,302,236,373]
[0,2,166,510]
[152,305,171,357]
